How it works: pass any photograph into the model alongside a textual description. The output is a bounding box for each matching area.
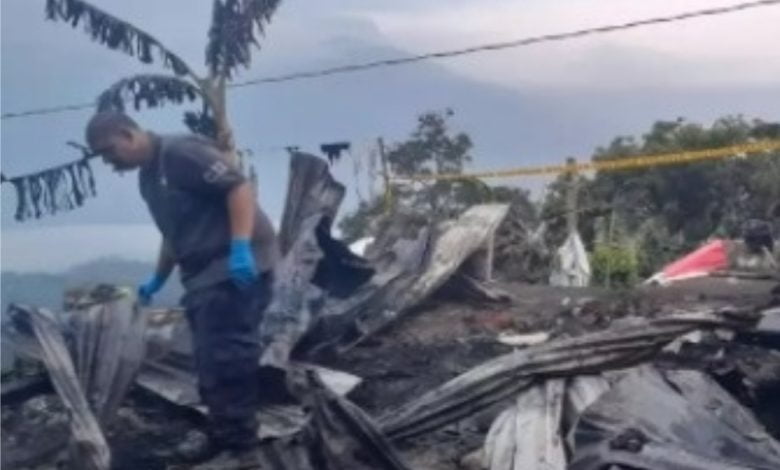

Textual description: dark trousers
[183,275,273,449]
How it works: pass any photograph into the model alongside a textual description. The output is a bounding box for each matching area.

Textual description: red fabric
[662,239,729,280]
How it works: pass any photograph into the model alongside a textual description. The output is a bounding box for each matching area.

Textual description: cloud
[359,0,780,89]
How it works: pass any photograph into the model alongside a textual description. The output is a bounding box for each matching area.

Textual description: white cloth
[549,231,591,287]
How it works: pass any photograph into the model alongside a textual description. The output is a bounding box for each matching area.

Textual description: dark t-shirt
[139,133,279,291]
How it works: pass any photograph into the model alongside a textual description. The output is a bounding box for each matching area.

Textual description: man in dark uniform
[85,111,278,464]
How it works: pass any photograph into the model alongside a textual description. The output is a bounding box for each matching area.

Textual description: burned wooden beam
[301,370,412,470]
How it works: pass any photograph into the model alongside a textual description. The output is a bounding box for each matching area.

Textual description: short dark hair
[85,111,140,145]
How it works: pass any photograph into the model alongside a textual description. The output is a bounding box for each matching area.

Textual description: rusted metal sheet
[301,371,412,470]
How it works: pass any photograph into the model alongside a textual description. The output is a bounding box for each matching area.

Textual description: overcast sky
[2,0,779,272]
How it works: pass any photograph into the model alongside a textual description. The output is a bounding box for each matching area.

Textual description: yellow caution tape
[391,139,780,182]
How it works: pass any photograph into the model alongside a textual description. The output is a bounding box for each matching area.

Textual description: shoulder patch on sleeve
[203,160,231,183]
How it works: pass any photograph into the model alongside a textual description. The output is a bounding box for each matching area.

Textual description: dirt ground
[2,277,777,470]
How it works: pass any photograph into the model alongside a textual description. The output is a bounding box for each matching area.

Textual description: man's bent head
[86,111,152,170]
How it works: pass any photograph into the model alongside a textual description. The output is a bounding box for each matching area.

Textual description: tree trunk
[200,77,238,165]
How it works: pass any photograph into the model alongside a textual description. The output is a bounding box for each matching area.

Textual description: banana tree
[46,0,283,163]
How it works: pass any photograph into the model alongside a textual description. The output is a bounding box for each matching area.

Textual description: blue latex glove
[138,274,166,306]
[229,239,258,289]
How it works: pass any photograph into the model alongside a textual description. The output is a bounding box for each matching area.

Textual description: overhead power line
[1,102,96,120]
[2,0,778,121]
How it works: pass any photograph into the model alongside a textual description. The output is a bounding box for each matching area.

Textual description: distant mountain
[1,271,64,314]
[1,257,185,372]
[1,257,185,315]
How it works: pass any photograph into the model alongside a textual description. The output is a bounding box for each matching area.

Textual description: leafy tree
[338,110,537,243]
[343,112,779,282]
[339,110,470,242]
[542,115,780,277]
[338,199,386,244]
[46,0,283,161]
[386,109,474,220]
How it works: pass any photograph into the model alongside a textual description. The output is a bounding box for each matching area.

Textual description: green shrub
[591,243,639,287]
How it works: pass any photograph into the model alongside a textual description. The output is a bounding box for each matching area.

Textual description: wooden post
[565,157,579,237]
[377,137,393,212]
[606,209,615,289]
[462,235,496,282]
